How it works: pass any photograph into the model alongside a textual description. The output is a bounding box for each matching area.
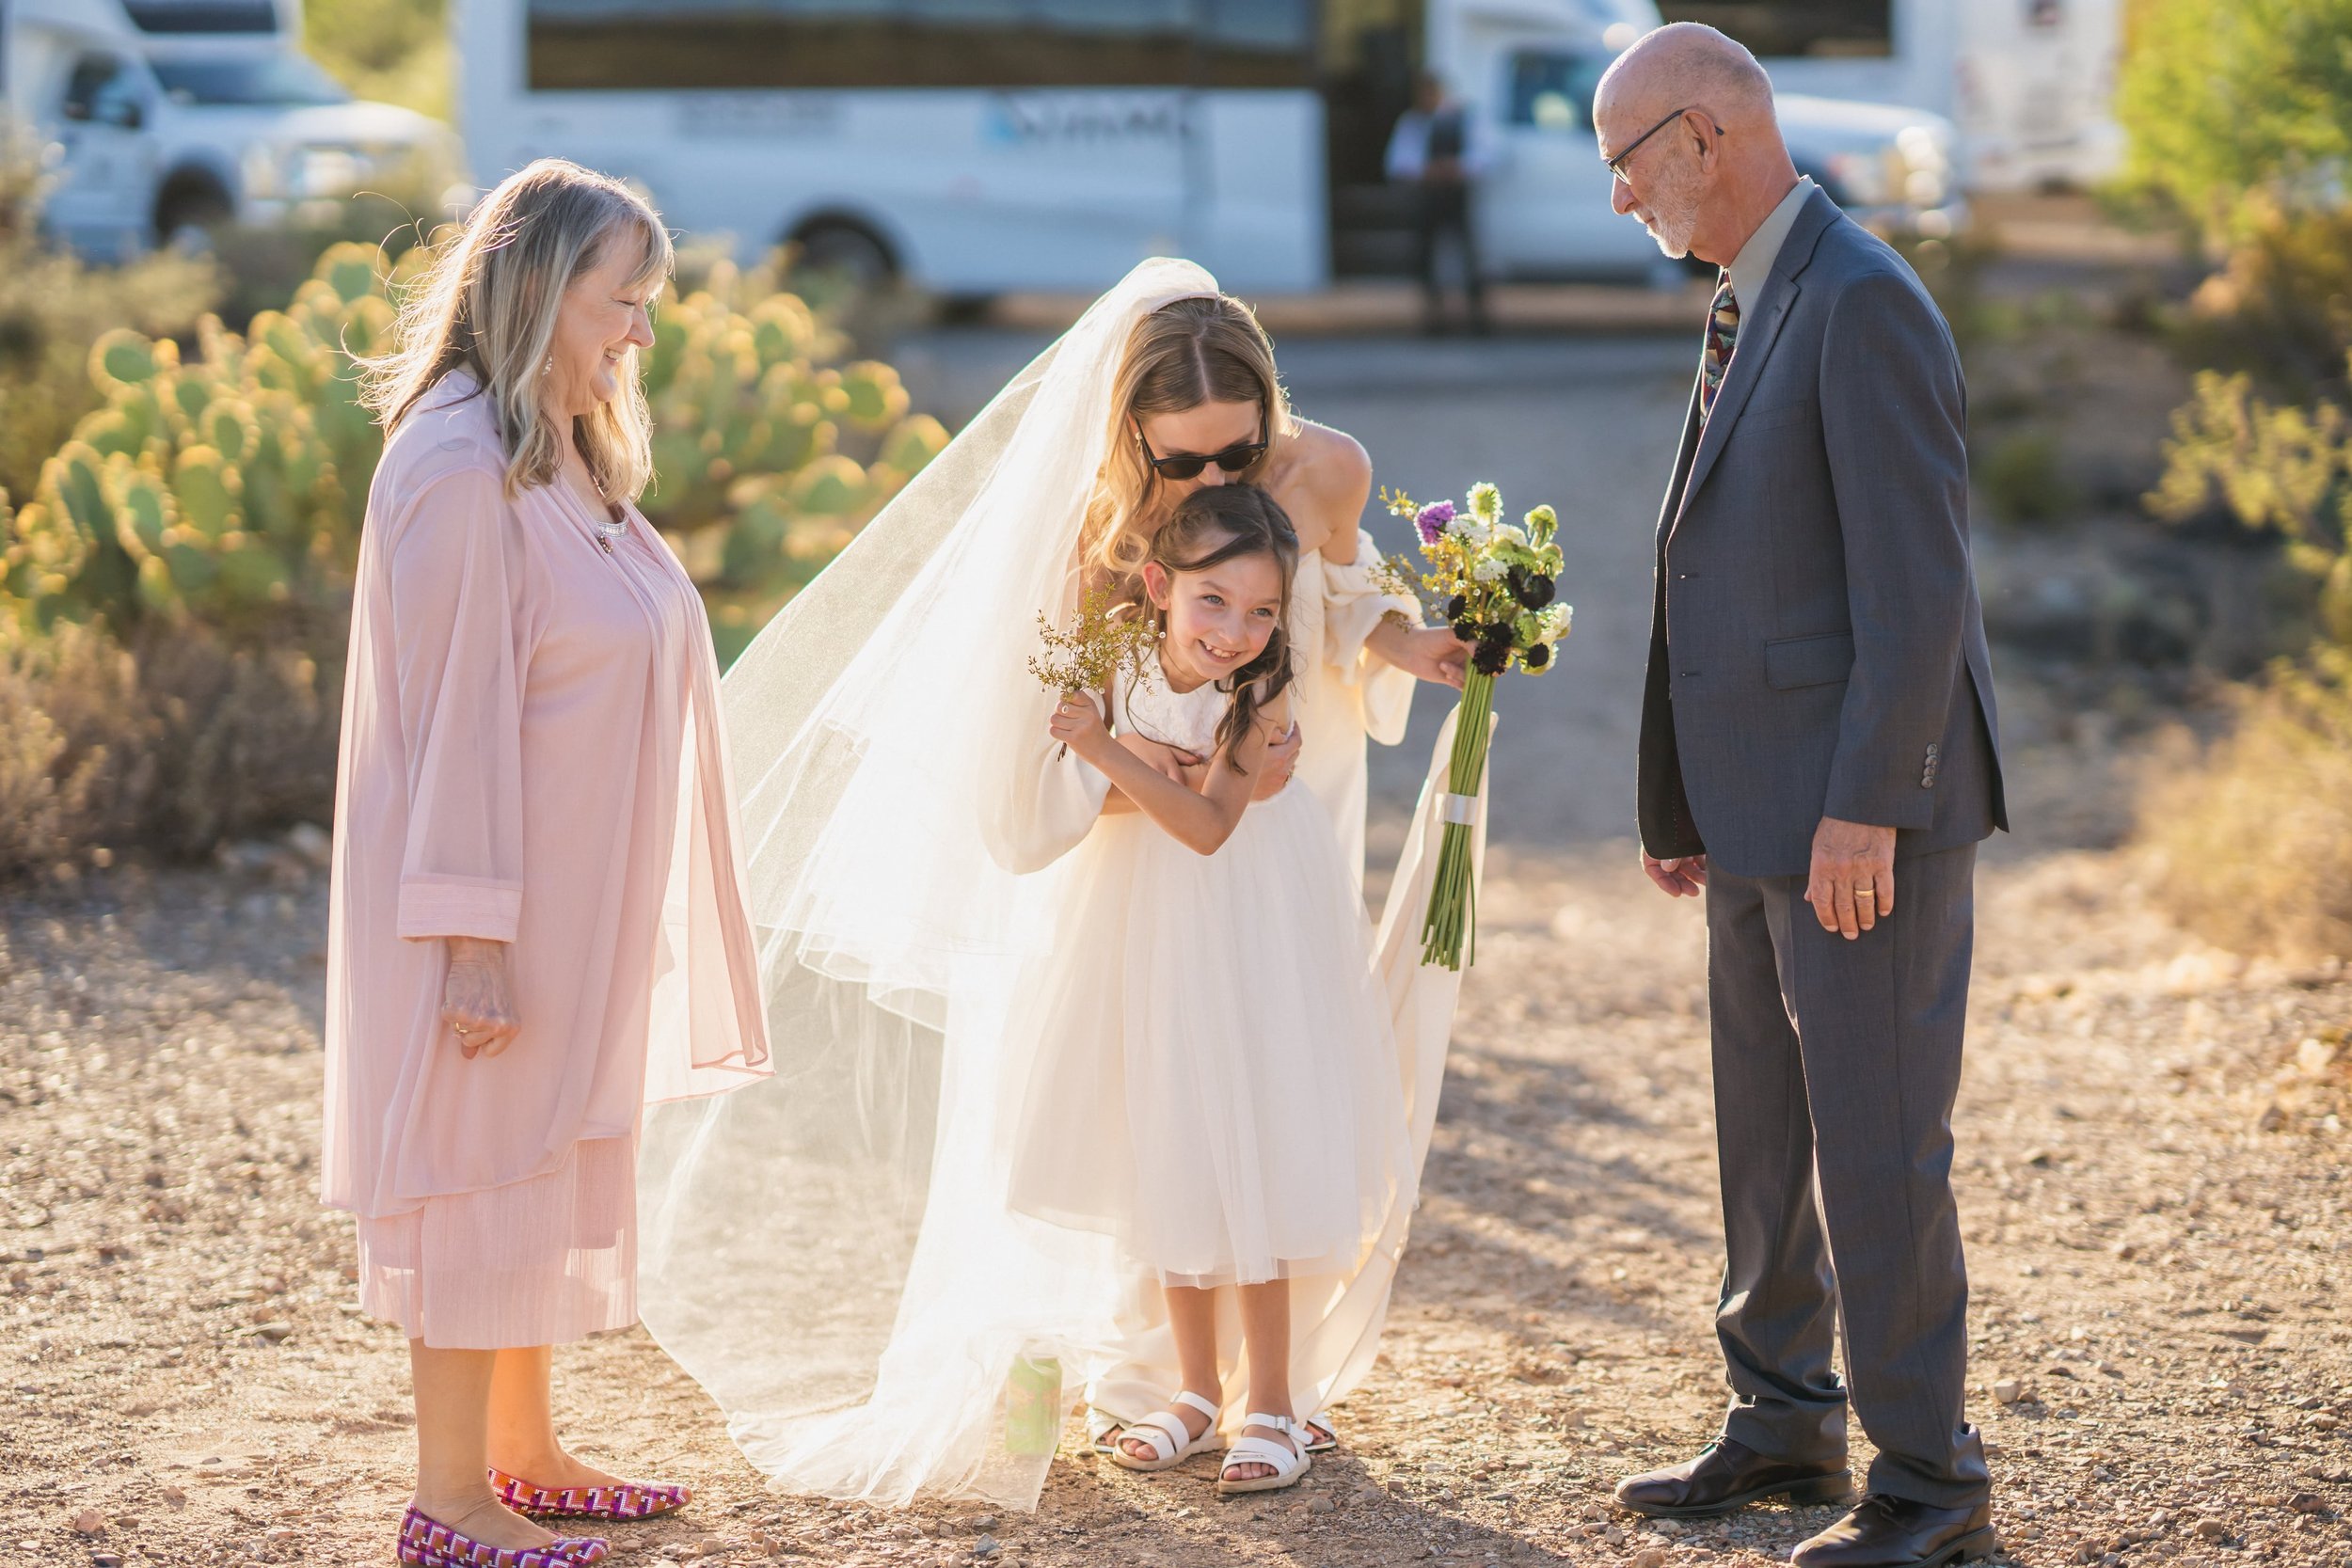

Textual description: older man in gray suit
[1594,24,2006,1568]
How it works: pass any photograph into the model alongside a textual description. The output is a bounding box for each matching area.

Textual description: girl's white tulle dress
[1008,658,1411,1289]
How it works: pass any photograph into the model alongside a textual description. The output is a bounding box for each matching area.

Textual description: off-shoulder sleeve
[386,465,530,942]
[1319,527,1422,746]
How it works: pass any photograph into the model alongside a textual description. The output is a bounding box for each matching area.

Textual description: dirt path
[5,828,2349,1568]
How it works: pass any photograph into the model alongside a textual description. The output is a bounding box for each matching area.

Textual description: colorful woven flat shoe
[396,1505,608,1568]
[488,1466,692,1522]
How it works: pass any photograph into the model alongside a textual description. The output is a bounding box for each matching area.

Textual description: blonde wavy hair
[357,158,674,503]
[1081,293,1296,583]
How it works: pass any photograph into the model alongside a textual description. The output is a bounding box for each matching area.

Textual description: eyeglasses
[1137,408,1268,481]
[1603,104,1724,182]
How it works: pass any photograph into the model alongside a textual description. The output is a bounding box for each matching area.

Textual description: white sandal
[1216,1411,1312,1496]
[1103,1389,1222,1473]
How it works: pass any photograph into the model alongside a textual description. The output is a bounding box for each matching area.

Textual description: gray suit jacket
[1638,188,2007,878]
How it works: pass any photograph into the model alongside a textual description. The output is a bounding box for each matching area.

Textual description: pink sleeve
[387,465,529,942]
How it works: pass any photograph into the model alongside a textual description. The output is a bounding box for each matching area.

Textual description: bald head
[1594,23,1799,269]
[1597,22,1775,131]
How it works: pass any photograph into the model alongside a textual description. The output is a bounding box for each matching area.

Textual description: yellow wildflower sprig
[1028,587,1157,697]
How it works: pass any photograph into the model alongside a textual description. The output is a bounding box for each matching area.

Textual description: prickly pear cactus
[639,260,948,662]
[1,242,947,663]
[0,242,392,634]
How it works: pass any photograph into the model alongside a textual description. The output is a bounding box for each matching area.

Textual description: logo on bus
[984,94,1191,147]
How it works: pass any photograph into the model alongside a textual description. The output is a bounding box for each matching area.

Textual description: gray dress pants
[1702,841,1990,1508]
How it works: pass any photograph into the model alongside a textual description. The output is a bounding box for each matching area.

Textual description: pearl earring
[543,356,554,376]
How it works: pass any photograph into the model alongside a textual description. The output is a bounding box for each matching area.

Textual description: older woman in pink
[323,159,770,1568]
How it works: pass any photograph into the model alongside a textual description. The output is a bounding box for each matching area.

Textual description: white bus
[454,0,1962,299]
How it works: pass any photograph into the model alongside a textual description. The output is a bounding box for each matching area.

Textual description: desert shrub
[2138,647,2352,958]
[1979,430,2082,529]
[0,623,147,880]
[2162,201,2352,403]
[2149,362,2352,645]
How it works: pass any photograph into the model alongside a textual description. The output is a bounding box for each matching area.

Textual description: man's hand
[1369,620,1469,689]
[1806,816,1897,939]
[1643,851,1708,898]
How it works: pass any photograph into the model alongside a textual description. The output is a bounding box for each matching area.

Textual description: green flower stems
[1423,669,1496,971]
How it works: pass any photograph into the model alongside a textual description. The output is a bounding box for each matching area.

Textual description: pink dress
[322,374,770,1349]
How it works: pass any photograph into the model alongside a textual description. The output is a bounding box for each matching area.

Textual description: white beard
[1638,157,1705,260]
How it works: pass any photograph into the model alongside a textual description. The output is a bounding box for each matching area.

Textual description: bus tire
[790,218,897,291]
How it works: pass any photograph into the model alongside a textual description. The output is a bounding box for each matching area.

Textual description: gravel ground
[5,806,2349,1568]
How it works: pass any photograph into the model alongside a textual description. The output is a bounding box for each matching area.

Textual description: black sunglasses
[1137,407,1268,481]
[1603,104,1725,182]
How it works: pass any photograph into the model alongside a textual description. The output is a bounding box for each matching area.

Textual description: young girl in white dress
[1016,483,1411,1495]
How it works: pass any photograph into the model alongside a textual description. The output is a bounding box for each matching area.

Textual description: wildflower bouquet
[1384,482,1572,970]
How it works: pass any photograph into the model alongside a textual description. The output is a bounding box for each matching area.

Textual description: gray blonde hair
[358,158,674,502]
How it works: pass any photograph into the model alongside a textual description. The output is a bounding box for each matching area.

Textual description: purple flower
[1415,500,1456,545]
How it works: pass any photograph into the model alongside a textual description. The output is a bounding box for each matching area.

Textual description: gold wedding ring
[1855,890,1876,902]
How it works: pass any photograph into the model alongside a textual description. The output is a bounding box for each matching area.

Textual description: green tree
[2117,0,2352,242]
[302,0,450,119]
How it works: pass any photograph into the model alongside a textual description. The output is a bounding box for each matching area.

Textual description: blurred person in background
[325,158,770,1567]
[1385,70,1493,336]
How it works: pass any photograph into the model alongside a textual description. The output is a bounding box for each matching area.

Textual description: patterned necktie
[1700,269,1740,420]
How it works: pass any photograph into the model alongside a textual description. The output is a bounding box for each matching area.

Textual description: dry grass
[0,621,338,880]
[0,623,148,879]
[2138,646,2352,958]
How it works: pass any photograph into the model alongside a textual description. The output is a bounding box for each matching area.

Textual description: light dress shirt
[1725,175,1817,311]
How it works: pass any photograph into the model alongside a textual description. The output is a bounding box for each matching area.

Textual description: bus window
[1505,50,1605,134]
[1654,1,1893,59]
[526,0,1313,92]
[123,1,286,33]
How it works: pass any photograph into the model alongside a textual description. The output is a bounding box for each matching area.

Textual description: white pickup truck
[6,0,459,261]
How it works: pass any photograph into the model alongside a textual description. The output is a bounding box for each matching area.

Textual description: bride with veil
[637,258,1487,1509]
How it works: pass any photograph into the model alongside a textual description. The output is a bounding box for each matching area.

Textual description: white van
[453,0,1962,299]
[5,0,459,261]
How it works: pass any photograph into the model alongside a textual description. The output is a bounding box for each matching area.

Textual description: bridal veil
[638,258,1484,1509]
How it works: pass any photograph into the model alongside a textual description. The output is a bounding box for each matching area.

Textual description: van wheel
[156,185,232,254]
[791,221,896,291]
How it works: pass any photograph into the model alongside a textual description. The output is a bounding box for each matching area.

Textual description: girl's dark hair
[1134,484,1299,772]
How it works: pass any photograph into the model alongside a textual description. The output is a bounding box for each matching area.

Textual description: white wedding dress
[635,259,1489,1510]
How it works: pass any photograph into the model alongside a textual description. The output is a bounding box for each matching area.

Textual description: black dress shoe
[1614,1436,1855,1519]
[1791,1493,1997,1568]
